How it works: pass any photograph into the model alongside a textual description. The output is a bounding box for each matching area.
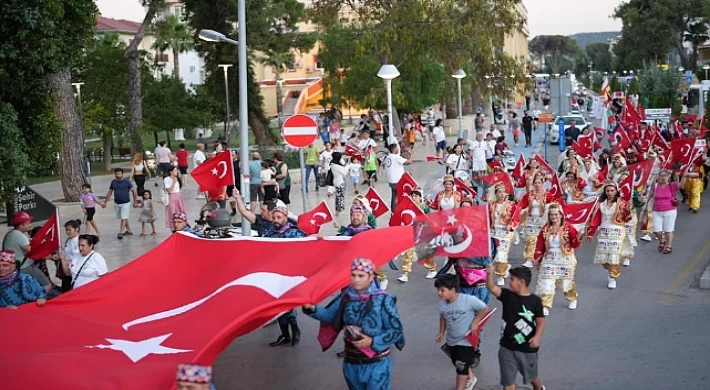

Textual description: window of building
[156,50,169,63]
[314,56,323,70]
[175,6,184,17]
[190,66,196,73]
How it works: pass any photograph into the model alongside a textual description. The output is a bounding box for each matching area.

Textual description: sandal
[658,242,666,252]
[151,232,156,235]
[663,246,672,254]
[139,233,146,237]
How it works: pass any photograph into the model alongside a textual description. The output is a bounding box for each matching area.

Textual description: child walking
[138,190,157,236]
[435,274,491,390]
[80,183,105,235]
[348,156,362,194]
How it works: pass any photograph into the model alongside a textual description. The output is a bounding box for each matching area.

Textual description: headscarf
[176,364,212,384]
[172,212,188,222]
[0,250,15,264]
[351,257,374,273]
[272,200,289,216]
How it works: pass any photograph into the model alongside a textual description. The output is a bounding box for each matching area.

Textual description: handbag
[160,188,170,205]
[69,253,95,290]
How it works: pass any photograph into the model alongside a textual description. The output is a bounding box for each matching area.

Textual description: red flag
[365,187,390,218]
[614,126,632,149]
[618,173,634,202]
[670,138,695,164]
[658,149,672,169]
[414,206,492,258]
[593,126,606,139]
[622,99,641,126]
[426,155,443,162]
[0,228,415,389]
[652,131,670,150]
[636,139,651,154]
[24,211,60,260]
[533,154,555,175]
[548,174,563,200]
[673,121,684,139]
[561,200,597,225]
[396,172,419,202]
[190,151,234,191]
[479,172,515,196]
[577,133,594,156]
[297,201,334,235]
[454,177,477,199]
[344,144,361,158]
[465,307,497,347]
[511,154,526,181]
[389,195,424,227]
[628,160,654,188]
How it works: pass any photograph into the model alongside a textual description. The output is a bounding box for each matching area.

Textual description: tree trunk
[153,131,159,149]
[48,68,88,202]
[248,111,277,145]
[124,6,157,156]
[173,47,180,78]
[165,130,171,149]
[102,130,113,172]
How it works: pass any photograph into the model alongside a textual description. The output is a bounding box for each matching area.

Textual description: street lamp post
[452,69,466,138]
[218,64,233,149]
[72,82,90,179]
[377,64,400,146]
[275,78,285,127]
[199,27,251,234]
[485,75,494,124]
[703,64,709,80]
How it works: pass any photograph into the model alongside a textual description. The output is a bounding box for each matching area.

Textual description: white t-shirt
[63,236,82,267]
[193,150,206,167]
[320,150,333,172]
[164,177,181,193]
[331,163,350,188]
[446,153,468,170]
[359,138,377,150]
[349,162,362,178]
[384,153,407,184]
[485,140,497,159]
[487,129,502,139]
[469,140,488,162]
[71,250,108,289]
[433,126,446,143]
[260,169,275,185]
[156,147,172,163]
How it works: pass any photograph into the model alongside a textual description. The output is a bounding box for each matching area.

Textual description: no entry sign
[282,114,318,148]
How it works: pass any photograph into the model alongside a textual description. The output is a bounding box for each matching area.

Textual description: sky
[95,0,624,37]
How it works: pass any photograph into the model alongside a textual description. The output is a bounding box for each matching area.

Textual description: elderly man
[171,212,196,235]
[469,132,489,178]
[265,201,307,347]
[0,250,47,309]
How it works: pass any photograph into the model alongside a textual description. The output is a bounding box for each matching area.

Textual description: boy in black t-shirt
[485,265,546,390]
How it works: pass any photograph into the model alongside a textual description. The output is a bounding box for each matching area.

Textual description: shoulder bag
[70,252,95,290]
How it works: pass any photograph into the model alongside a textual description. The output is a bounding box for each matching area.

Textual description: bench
[111,148,133,159]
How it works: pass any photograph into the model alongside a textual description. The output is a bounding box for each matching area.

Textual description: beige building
[503,2,530,106]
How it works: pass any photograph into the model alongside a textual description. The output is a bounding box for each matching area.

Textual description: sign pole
[299,148,307,213]
[558,119,566,152]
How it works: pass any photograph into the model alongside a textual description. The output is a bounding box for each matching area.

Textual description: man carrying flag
[2,212,53,294]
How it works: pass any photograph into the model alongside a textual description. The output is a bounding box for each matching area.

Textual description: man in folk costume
[397,187,437,283]
[533,203,583,316]
[518,176,557,268]
[586,181,632,289]
[303,258,405,390]
[488,183,520,286]
[617,168,645,267]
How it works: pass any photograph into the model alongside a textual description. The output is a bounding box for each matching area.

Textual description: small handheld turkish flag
[548,174,563,201]
[511,154,526,182]
[396,172,419,202]
[561,200,597,225]
[25,210,60,260]
[389,195,424,227]
[454,177,477,199]
[670,138,695,164]
[365,188,390,218]
[190,151,234,191]
[628,160,654,188]
[297,201,334,235]
[426,155,443,162]
[465,308,497,348]
[533,154,556,175]
[618,173,634,202]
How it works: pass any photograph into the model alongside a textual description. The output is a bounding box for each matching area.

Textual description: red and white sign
[282,114,319,148]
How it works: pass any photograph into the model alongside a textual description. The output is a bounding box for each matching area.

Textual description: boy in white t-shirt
[348,156,362,194]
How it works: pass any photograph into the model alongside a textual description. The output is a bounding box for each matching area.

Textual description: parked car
[547,115,588,144]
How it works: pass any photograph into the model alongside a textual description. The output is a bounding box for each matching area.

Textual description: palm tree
[261,51,294,121]
[152,14,194,78]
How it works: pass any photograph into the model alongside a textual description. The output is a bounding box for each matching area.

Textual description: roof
[95,16,143,34]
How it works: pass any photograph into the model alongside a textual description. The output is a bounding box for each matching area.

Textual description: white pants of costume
[621,212,638,261]
[535,248,578,308]
[492,225,514,277]
[593,223,626,279]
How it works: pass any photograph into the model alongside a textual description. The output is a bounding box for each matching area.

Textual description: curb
[700,263,710,289]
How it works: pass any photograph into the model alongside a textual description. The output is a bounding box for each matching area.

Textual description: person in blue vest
[265,200,306,347]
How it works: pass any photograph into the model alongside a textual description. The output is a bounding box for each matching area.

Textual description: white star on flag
[309,219,317,225]
[211,168,218,175]
[447,215,458,226]
[565,213,573,219]
[86,333,192,363]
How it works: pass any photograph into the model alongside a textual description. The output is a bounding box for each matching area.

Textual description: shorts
[498,346,539,387]
[653,209,677,232]
[366,170,377,181]
[226,184,240,199]
[249,184,263,202]
[350,176,360,185]
[436,140,446,152]
[114,202,131,220]
[20,264,51,287]
[85,207,96,222]
[447,345,476,375]
[178,165,188,175]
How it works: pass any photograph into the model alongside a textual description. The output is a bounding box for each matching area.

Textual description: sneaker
[513,231,520,245]
[607,277,617,289]
[397,274,409,283]
[543,307,549,316]
[568,300,577,310]
[122,231,133,236]
[425,270,437,279]
[196,194,206,199]
[496,277,505,286]
[622,258,630,267]
[522,260,533,268]
[379,279,389,290]
[464,376,477,390]
[640,234,652,242]
[117,233,124,240]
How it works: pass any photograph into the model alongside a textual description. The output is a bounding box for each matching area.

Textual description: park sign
[281,114,319,148]
[644,108,672,121]
[5,186,57,226]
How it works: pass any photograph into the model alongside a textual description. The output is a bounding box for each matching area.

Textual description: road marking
[660,238,710,305]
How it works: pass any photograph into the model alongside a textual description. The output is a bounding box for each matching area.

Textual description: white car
[547,115,588,144]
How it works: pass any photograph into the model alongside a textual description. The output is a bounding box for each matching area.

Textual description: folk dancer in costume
[586,181,632,289]
[561,171,587,204]
[683,157,705,213]
[639,148,661,242]
[0,250,47,308]
[488,183,520,286]
[580,156,605,200]
[533,203,582,316]
[429,175,462,211]
[617,168,645,267]
[518,176,557,268]
[349,196,395,290]
[608,153,626,182]
[397,188,437,283]
[265,201,307,347]
[516,158,547,191]
[303,258,405,390]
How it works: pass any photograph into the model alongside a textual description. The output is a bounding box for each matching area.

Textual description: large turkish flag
[0,228,414,389]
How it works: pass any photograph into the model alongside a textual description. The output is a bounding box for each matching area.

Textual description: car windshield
[557,117,584,125]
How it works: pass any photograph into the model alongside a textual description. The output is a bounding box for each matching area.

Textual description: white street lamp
[218,64,233,149]
[275,78,285,127]
[377,64,400,145]
[199,25,250,234]
[452,69,466,138]
[72,82,90,179]
[703,64,709,80]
